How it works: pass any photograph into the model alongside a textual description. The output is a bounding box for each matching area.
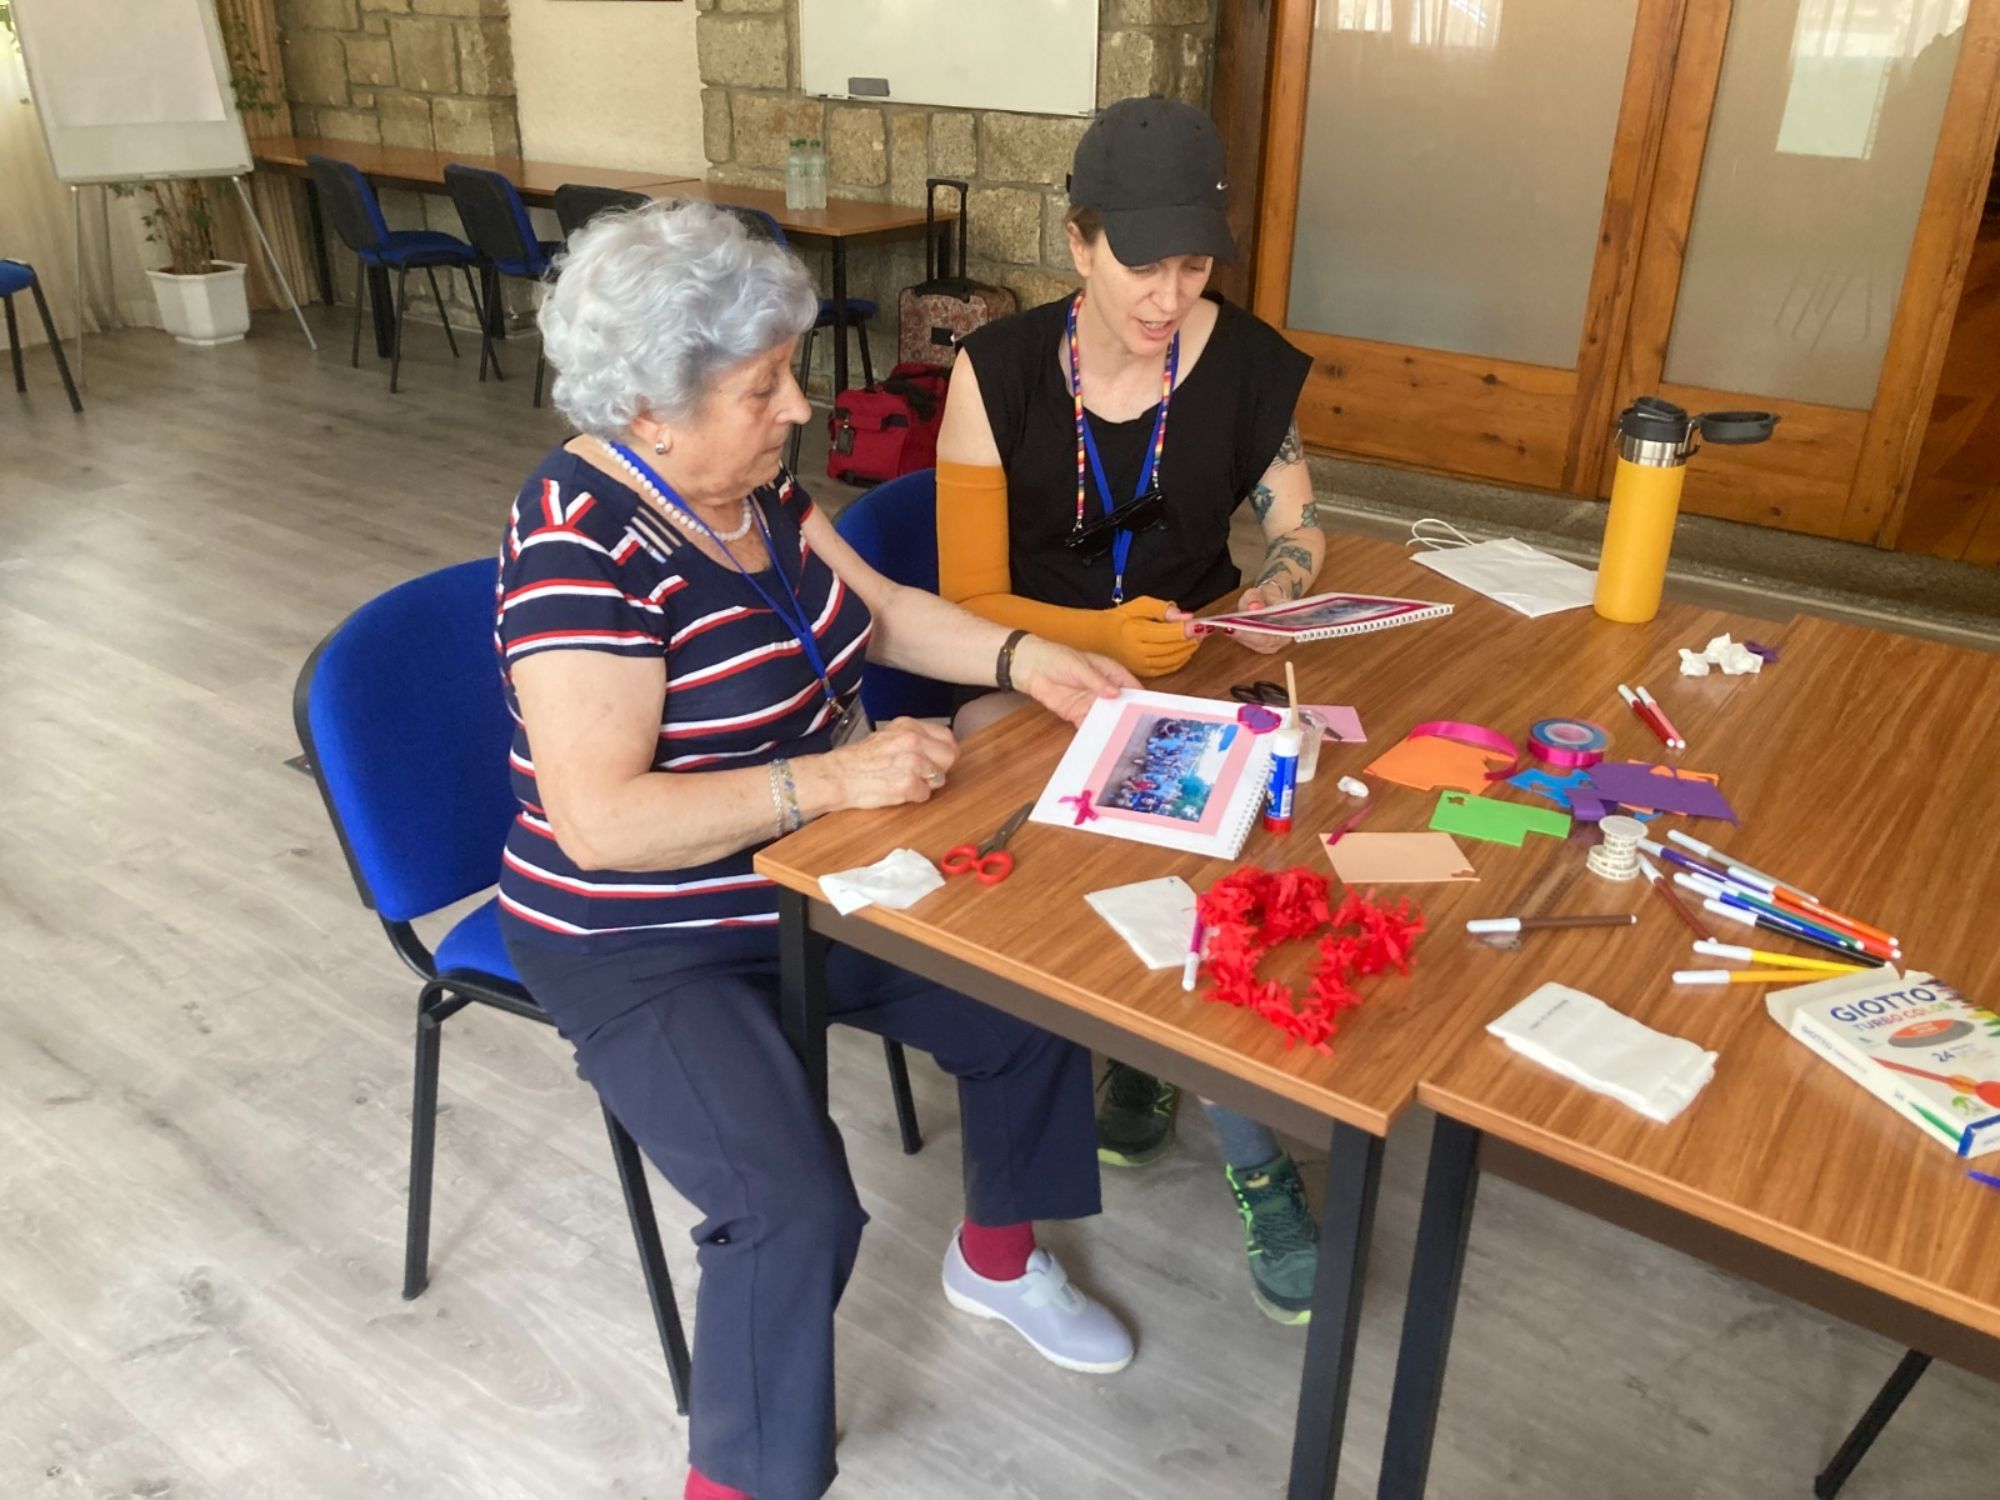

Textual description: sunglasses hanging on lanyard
[607,442,865,746]
[1065,293,1175,604]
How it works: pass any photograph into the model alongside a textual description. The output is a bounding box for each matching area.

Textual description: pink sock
[685,1467,752,1500]
[959,1219,1036,1281]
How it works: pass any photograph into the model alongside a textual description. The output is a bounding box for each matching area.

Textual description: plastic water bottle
[785,139,806,212]
[807,138,826,210]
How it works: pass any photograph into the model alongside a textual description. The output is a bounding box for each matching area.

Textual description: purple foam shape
[1582,762,1739,824]
[1744,640,1781,663]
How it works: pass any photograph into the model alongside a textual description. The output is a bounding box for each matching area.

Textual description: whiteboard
[802,0,1098,117]
[12,0,251,184]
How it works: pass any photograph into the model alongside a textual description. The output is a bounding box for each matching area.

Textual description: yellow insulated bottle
[1593,398,1777,624]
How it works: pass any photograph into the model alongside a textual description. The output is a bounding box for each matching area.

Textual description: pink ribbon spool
[1406,720,1522,782]
[1527,718,1611,769]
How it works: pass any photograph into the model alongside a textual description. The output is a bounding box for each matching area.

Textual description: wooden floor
[0,311,1991,1499]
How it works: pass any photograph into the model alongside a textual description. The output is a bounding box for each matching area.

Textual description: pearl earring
[653,440,666,455]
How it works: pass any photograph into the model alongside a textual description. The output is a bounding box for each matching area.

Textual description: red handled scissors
[941,802,1033,885]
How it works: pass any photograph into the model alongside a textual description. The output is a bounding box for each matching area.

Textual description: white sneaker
[940,1234,1134,1374]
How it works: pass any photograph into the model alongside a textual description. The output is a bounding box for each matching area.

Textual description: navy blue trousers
[503,921,1101,1500]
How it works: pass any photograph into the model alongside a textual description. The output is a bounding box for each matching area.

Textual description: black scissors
[1229,681,1344,741]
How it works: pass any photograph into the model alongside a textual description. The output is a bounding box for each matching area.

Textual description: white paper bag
[1408,521,1596,619]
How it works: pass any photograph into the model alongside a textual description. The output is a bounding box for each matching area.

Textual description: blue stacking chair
[293,559,692,1412]
[1,258,83,413]
[832,469,958,723]
[443,164,564,406]
[293,562,924,1409]
[717,205,878,473]
[307,154,484,394]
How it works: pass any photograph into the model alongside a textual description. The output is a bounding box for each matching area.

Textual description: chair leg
[857,319,875,388]
[601,1103,693,1416]
[480,267,506,382]
[1813,1349,1932,1499]
[403,1002,445,1300]
[884,1038,922,1155]
[533,347,546,409]
[27,278,82,414]
[350,254,367,370]
[4,295,23,393]
[424,267,460,359]
[389,266,411,394]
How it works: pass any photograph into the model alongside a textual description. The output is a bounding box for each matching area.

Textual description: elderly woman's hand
[806,718,959,810]
[1010,637,1136,725]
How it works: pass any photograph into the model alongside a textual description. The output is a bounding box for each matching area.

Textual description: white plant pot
[145,261,251,347]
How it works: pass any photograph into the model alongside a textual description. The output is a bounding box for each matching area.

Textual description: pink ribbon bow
[1058,790,1099,825]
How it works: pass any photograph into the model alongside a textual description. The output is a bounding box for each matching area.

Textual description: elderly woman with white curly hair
[494,201,1138,1500]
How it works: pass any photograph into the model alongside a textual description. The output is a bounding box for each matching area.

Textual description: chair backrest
[715,203,789,249]
[307,154,390,254]
[445,163,543,270]
[553,183,651,241]
[293,559,518,924]
[0,260,36,299]
[831,469,958,722]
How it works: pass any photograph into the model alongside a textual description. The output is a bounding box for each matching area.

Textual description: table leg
[303,177,334,305]
[368,266,395,358]
[829,241,850,397]
[1376,1116,1483,1500]
[778,887,831,1113]
[1287,1122,1386,1500]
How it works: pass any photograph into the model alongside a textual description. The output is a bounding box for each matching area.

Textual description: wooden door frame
[1251,0,2000,548]
[1253,0,1689,492]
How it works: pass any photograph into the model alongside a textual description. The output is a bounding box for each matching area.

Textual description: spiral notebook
[1029,690,1275,860]
[1196,590,1453,642]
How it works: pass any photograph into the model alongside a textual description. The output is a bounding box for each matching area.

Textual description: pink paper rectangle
[1079,703,1258,841]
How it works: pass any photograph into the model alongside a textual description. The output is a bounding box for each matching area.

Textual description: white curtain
[1,39,158,347]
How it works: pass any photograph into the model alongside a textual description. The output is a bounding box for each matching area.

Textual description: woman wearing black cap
[934,96,1325,1326]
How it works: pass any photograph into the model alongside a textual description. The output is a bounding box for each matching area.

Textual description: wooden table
[656,181,938,396]
[1374,614,2000,1498]
[252,135,695,350]
[756,534,1763,1498]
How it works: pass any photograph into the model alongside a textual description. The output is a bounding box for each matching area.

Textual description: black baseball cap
[1068,95,1235,265]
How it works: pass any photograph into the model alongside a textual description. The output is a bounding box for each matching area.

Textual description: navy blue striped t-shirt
[493,447,872,944]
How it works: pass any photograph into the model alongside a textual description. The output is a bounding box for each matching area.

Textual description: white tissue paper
[1679,633,1763,677]
[1084,876,1200,970]
[818,849,945,916]
[1487,982,1716,1124]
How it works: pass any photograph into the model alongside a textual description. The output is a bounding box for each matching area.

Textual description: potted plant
[135,179,252,346]
[122,12,278,346]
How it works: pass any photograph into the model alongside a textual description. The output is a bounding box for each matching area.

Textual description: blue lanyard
[1066,293,1177,605]
[608,443,839,709]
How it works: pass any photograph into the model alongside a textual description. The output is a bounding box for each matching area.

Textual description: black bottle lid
[1696,410,1780,445]
[1617,396,1693,445]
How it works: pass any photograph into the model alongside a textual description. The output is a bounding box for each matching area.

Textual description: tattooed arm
[1228,421,1325,654]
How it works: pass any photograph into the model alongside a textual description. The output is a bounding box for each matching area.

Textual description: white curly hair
[537,199,818,435]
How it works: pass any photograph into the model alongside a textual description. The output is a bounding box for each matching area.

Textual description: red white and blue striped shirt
[494,449,872,945]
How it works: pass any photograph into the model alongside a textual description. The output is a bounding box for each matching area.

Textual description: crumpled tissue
[1679,633,1763,677]
[819,849,945,916]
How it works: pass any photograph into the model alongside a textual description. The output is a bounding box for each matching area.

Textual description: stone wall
[275,0,520,284]
[696,0,1220,393]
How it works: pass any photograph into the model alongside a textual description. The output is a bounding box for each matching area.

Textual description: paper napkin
[819,849,945,916]
[1487,982,1716,1124]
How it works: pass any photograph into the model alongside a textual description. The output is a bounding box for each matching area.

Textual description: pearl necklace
[605,443,756,543]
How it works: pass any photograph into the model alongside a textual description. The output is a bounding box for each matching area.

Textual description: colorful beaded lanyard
[1066,292,1178,605]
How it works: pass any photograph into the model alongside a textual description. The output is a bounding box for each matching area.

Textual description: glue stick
[1262,719,1303,835]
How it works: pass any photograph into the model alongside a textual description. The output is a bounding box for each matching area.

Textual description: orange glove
[937,460,1201,679]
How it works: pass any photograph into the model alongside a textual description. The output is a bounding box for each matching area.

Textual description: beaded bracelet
[769,756,803,835]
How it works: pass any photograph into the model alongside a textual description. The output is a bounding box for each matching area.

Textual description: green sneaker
[1226,1153,1319,1326]
[1095,1062,1179,1167]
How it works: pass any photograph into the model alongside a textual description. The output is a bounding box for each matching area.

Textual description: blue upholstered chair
[1,259,83,413]
[832,469,957,723]
[307,154,484,394]
[443,164,564,406]
[293,562,922,1407]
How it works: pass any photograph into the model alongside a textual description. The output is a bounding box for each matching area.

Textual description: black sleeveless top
[960,293,1311,612]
